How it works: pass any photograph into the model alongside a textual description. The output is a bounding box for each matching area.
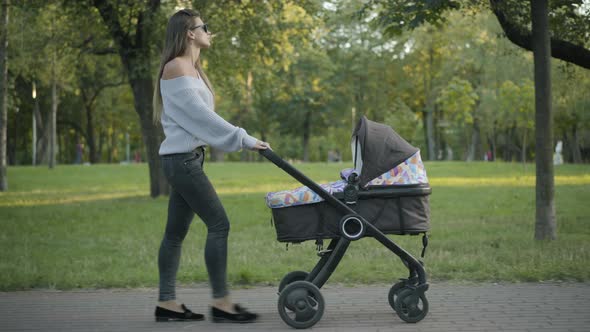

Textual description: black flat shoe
[211,305,258,323]
[155,304,205,322]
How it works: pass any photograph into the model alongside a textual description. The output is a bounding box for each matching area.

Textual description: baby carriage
[260,116,431,329]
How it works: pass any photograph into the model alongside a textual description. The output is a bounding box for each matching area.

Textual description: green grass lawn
[0,160,589,290]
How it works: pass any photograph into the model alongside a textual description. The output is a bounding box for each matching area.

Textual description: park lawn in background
[0,161,589,290]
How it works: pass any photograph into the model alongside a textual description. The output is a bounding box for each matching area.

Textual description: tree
[489,0,590,70]
[276,48,335,161]
[90,0,168,197]
[498,80,535,162]
[75,54,125,163]
[195,0,322,161]
[531,0,556,240]
[0,0,8,191]
[8,1,79,168]
[554,66,590,163]
[413,26,450,160]
[436,77,479,160]
[361,0,590,68]
[361,0,590,240]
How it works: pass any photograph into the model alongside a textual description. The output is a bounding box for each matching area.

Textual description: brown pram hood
[352,116,419,187]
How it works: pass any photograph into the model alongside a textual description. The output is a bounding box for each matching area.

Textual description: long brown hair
[153,9,214,124]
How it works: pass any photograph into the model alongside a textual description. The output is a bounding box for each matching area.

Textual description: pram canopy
[352,116,420,188]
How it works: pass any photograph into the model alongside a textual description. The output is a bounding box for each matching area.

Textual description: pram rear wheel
[278,271,309,293]
[278,280,325,329]
[394,288,429,323]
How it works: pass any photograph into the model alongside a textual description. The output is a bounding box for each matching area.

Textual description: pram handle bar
[259,149,427,284]
[259,149,351,215]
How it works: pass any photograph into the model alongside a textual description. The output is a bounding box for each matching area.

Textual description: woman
[152,9,269,323]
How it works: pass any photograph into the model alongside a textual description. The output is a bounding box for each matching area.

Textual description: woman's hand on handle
[252,140,271,150]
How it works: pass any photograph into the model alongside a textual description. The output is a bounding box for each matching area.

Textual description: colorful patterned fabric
[266,151,428,209]
[366,151,428,186]
[265,180,347,209]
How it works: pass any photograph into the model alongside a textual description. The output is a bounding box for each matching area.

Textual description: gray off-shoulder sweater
[158,75,258,155]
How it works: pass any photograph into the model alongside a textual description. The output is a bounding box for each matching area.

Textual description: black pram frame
[259,144,431,329]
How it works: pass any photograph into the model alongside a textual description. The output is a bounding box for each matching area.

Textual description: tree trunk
[209,147,224,162]
[569,125,582,164]
[506,124,518,162]
[423,45,436,160]
[8,104,16,165]
[92,0,166,196]
[107,128,114,163]
[467,118,481,162]
[425,110,435,160]
[302,109,312,162]
[0,0,8,191]
[36,107,49,165]
[240,71,253,162]
[59,128,66,163]
[33,96,44,164]
[98,130,105,162]
[521,129,527,163]
[131,77,169,197]
[490,121,498,161]
[85,105,98,163]
[49,72,58,168]
[531,0,556,240]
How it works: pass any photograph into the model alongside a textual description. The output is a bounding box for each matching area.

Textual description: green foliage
[437,77,479,124]
[383,98,419,141]
[3,1,589,166]
[364,0,590,52]
[498,79,534,131]
[359,0,462,35]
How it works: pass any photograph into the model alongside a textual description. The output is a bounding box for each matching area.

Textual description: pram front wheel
[278,271,309,293]
[387,281,407,311]
[388,277,420,311]
[394,288,429,323]
[278,280,325,329]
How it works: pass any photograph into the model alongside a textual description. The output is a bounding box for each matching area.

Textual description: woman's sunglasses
[190,24,209,34]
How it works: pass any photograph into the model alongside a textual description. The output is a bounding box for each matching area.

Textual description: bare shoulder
[162,58,197,80]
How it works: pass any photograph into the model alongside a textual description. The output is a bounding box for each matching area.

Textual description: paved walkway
[1,282,589,332]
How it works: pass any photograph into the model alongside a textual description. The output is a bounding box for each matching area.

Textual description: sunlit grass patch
[0,190,146,207]
[430,174,590,187]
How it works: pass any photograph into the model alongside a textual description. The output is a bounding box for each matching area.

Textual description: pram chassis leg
[306,239,338,283]
[371,230,427,285]
[310,238,350,289]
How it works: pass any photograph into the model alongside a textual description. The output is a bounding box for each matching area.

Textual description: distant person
[554,140,563,165]
[327,149,335,162]
[328,149,342,162]
[134,150,141,163]
[152,8,270,324]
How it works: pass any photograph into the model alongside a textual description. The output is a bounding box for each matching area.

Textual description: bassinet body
[266,117,431,243]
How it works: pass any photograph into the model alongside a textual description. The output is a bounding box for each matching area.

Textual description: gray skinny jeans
[158,147,230,301]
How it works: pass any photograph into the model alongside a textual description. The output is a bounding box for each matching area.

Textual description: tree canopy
[1,0,588,183]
